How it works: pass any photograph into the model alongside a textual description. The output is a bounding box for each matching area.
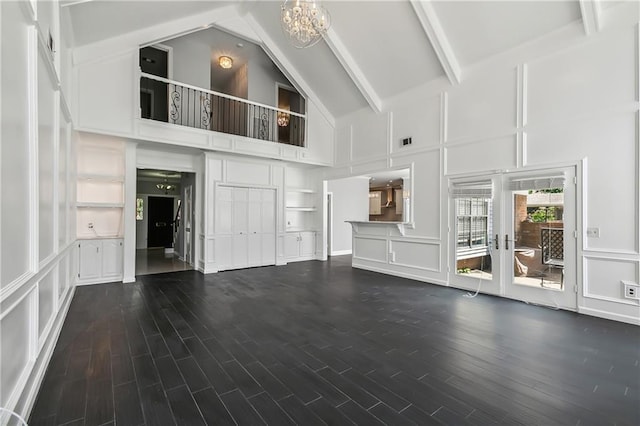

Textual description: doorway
[140,46,169,122]
[147,197,174,248]
[276,84,305,146]
[449,166,577,310]
[135,168,195,276]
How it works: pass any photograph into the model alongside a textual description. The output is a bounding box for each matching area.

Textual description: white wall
[327,177,369,255]
[247,43,293,107]
[1,0,77,418]
[327,3,640,325]
[162,36,210,88]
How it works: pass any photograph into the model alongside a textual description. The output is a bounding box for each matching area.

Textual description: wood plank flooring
[29,256,640,425]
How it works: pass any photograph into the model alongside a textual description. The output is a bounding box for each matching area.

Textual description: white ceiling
[64,0,598,118]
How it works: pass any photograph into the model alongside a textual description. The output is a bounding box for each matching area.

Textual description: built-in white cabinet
[77,238,123,284]
[369,191,382,215]
[395,189,403,215]
[215,186,276,271]
[285,231,316,261]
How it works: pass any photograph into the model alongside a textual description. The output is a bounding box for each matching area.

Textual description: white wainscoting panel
[390,240,440,272]
[583,255,640,304]
[0,289,33,408]
[77,52,135,134]
[226,160,270,185]
[38,269,56,340]
[446,68,517,143]
[445,135,517,175]
[335,125,352,166]
[38,46,56,264]
[391,95,441,151]
[527,27,635,126]
[353,237,388,263]
[351,112,388,162]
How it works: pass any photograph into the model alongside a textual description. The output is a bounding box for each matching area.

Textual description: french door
[450,167,577,310]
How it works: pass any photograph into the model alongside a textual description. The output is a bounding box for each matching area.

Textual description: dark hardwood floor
[29,256,639,425]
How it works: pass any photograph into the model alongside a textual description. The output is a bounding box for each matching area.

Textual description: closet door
[231,187,249,269]
[248,188,262,267]
[261,189,276,265]
[215,186,233,270]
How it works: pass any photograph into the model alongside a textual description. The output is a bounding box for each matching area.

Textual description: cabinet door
[300,232,316,257]
[369,191,381,215]
[395,189,403,215]
[284,233,300,259]
[78,240,101,280]
[102,239,123,278]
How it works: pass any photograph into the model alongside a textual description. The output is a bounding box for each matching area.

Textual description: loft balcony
[139,72,306,147]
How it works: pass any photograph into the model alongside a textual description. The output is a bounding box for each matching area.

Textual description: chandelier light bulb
[281,0,331,49]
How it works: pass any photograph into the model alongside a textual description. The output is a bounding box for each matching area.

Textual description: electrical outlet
[586,227,600,238]
[88,222,94,229]
[622,281,640,300]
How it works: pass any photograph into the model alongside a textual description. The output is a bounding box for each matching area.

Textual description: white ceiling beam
[409,0,461,86]
[243,12,335,127]
[578,0,602,35]
[324,28,383,113]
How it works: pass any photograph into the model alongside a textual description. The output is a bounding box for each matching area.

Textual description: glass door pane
[455,197,493,281]
[504,168,576,310]
[512,189,565,289]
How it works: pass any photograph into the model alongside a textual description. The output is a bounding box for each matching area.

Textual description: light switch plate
[586,227,600,238]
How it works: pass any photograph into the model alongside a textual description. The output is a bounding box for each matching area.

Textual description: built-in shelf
[76,202,125,208]
[286,187,316,193]
[286,206,316,211]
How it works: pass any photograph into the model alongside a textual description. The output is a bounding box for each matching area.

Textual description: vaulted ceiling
[62,0,603,119]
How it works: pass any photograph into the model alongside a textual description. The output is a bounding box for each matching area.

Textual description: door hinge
[573,176,577,185]
[573,230,578,238]
[574,285,578,293]
[77,273,80,278]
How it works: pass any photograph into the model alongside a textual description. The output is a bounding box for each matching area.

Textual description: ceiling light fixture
[277,111,290,127]
[281,0,331,49]
[218,55,233,69]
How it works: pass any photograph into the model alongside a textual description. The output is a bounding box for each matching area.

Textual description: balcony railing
[139,72,306,147]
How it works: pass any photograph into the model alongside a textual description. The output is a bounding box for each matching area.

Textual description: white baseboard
[351,262,448,287]
[330,249,352,256]
[578,306,640,326]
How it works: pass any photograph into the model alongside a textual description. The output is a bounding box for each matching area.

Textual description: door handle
[495,234,499,250]
[505,234,509,250]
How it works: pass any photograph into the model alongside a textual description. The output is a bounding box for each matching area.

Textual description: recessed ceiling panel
[432,0,582,66]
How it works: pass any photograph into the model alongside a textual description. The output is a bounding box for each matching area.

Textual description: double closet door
[216,186,276,271]
[449,166,577,310]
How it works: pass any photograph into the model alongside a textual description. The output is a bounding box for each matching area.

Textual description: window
[456,197,490,259]
[136,198,144,220]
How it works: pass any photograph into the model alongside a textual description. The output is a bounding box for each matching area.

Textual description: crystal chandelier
[281,0,331,49]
